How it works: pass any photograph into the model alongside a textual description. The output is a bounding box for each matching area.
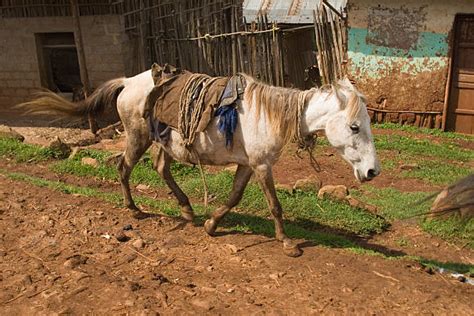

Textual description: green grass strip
[0,137,64,162]
[355,186,474,248]
[374,123,474,141]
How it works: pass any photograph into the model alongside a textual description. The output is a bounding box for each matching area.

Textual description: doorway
[35,32,82,98]
[446,15,474,134]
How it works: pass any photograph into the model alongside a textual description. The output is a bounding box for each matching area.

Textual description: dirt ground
[1,115,474,314]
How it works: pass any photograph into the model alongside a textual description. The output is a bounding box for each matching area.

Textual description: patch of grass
[375,134,473,162]
[395,237,411,248]
[415,257,474,275]
[51,149,166,187]
[355,186,474,248]
[354,186,431,220]
[182,171,388,236]
[374,123,474,141]
[0,137,64,162]
[421,218,474,249]
[401,160,472,185]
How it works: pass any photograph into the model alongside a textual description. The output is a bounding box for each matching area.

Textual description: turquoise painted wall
[348,27,449,79]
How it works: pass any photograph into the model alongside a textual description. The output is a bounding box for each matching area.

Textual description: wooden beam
[70,0,97,133]
[70,0,91,94]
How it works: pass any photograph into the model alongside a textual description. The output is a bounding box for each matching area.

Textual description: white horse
[20,66,380,257]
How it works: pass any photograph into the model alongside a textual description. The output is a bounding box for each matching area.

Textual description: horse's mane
[242,74,365,144]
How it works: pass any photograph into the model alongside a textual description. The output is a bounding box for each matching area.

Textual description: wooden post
[70,0,97,133]
[231,4,238,74]
[138,0,147,71]
[70,0,90,94]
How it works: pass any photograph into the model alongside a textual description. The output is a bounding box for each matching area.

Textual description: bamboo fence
[121,0,285,86]
[313,1,347,85]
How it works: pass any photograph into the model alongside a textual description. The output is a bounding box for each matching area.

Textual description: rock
[293,177,322,193]
[115,231,130,242]
[225,243,239,254]
[48,136,71,158]
[64,254,88,269]
[22,274,33,286]
[346,195,378,213]
[132,239,145,249]
[123,224,133,231]
[151,273,169,284]
[129,282,141,291]
[81,157,99,168]
[456,275,466,283]
[399,163,419,170]
[191,298,213,310]
[0,125,24,142]
[318,185,348,201]
[136,184,150,192]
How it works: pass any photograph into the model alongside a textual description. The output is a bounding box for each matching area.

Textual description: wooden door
[447,15,474,134]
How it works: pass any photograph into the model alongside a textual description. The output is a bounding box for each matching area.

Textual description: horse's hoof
[283,244,303,257]
[181,206,195,222]
[131,210,150,220]
[181,212,194,222]
[204,219,217,236]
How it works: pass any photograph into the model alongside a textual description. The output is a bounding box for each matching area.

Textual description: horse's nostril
[367,169,378,179]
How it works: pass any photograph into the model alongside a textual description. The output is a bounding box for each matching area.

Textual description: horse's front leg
[151,144,194,221]
[204,165,253,235]
[253,164,302,257]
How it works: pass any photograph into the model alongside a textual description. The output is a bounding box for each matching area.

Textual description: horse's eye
[350,124,360,133]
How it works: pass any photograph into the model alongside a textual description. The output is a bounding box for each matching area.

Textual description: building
[0,1,130,111]
[346,0,474,133]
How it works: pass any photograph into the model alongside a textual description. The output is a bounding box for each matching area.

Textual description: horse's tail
[17,78,125,133]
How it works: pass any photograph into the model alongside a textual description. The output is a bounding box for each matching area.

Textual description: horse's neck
[301,91,340,134]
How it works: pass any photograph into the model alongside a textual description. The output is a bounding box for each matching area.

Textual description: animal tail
[17,78,125,133]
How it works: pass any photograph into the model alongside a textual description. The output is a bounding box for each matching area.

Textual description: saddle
[146,64,246,147]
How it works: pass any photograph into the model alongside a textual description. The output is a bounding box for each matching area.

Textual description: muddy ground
[0,115,473,314]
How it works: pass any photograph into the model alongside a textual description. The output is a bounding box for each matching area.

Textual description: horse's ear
[163,63,172,74]
[338,77,353,89]
[151,63,163,84]
[333,85,347,109]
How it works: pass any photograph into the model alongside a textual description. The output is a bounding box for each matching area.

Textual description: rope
[178,74,210,147]
[165,25,280,41]
[177,73,222,206]
[294,89,321,172]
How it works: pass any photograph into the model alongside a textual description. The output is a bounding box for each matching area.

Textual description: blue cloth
[215,105,238,148]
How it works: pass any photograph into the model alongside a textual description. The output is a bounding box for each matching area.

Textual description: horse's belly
[161,128,249,166]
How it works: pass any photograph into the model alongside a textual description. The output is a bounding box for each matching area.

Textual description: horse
[19,65,380,257]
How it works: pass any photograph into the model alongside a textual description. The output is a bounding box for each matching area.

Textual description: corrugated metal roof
[243,0,347,24]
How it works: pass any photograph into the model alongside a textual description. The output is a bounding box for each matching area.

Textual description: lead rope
[295,89,321,173]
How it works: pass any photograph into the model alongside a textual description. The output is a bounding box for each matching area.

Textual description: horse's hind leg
[253,164,302,257]
[204,165,253,235]
[117,124,151,218]
[151,144,194,221]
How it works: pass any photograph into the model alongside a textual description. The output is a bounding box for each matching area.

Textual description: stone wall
[0,15,130,110]
[346,0,474,127]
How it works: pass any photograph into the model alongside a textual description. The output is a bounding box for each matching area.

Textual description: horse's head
[318,78,380,182]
